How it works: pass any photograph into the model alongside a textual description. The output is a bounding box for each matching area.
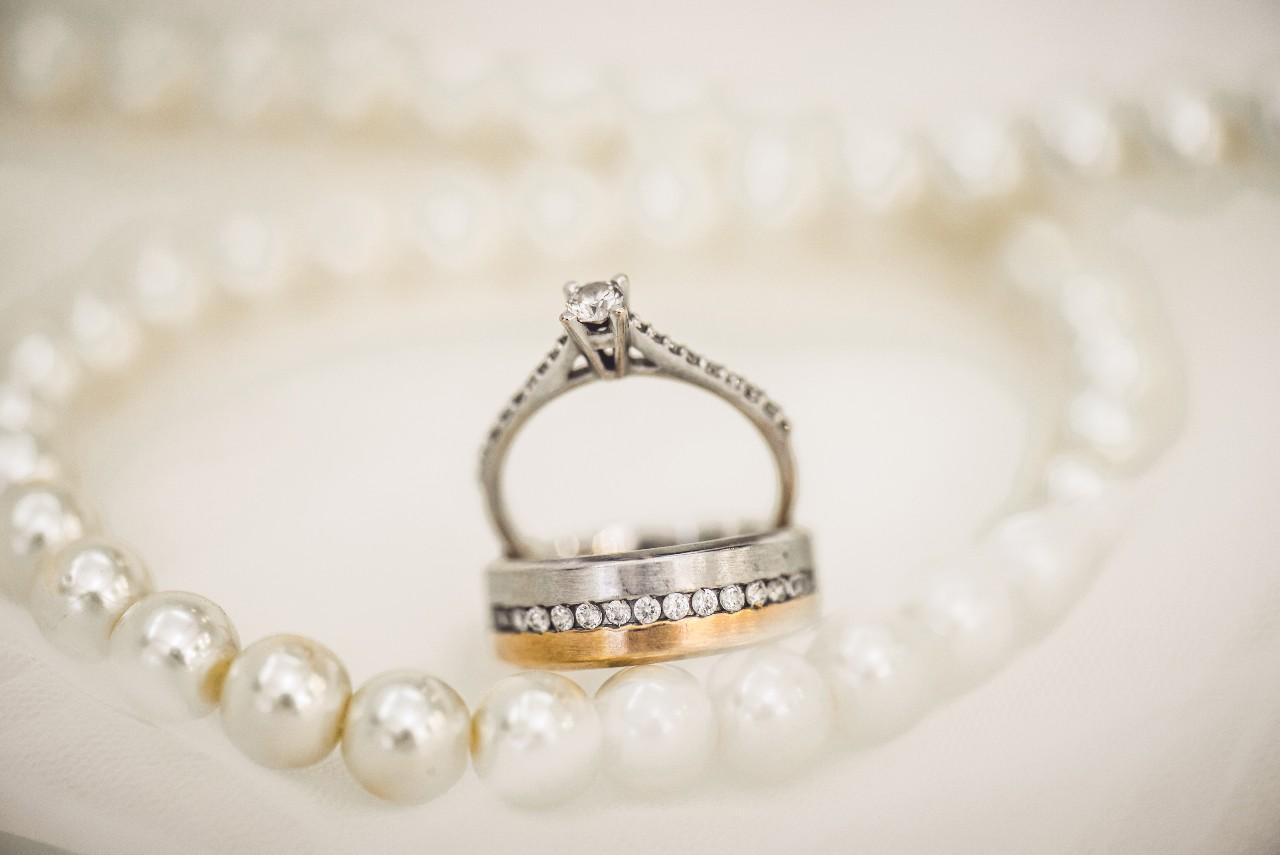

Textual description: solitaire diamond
[603,599,632,626]
[565,280,624,324]
[633,596,661,624]
[575,602,603,630]
[719,584,745,613]
[662,592,691,621]
[549,604,575,632]
[745,580,768,608]
[525,606,551,633]
[691,588,719,617]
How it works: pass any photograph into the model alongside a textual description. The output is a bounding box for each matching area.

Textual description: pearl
[990,509,1105,629]
[313,32,410,129]
[1067,388,1141,461]
[0,431,55,496]
[1044,452,1111,503]
[29,538,153,660]
[627,157,716,247]
[303,194,393,280]
[516,62,620,156]
[109,20,197,118]
[6,11,88,106]
[402,173,502,272]
[471,671,601,807]
[933,115,1028,205]
[68,292,143,374]
[842,124,927,215]
[220,634,351,769]
[998,216,1078,301]
[594,664,715,792]
[342,670,470,804]
[516,165,612,259]
[126,237,209,328]
[413,45,505,140]
[213,212,295,300]
[7,330,81,404]
[1147,88,1231,168]
[729,124,825,229]
[212,30,301,126]
[807,616,933,744]
[907,572,1018,686]
[0,479,91,599]
[108,591,240,720]
[0,383,44,433]
[708,646,833,778]
[1035,98,1128,179]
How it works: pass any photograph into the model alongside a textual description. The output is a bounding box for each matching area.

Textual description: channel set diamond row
[493,572,815,634]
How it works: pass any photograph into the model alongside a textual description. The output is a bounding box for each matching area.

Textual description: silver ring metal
[478,275,796,559]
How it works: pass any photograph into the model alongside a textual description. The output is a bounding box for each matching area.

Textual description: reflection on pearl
[109,591,240,720]
[68,292,143,374]
[908,573,1018,686]
[0,479,90,598]
[342,670,470,804]
[6,11,88,106]
[471,671,601,807]
[808,616,933,743]
[708,646,833,778]
[594,664,715,792]
[220,634,351,769]
[29,538,153,660]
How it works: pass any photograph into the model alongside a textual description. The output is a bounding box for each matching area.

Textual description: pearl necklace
[0,5,1270,810]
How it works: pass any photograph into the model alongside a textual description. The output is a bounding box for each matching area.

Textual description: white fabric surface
[1,2,1279,854]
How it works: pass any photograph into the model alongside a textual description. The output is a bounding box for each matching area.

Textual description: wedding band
[478,274,796,559]
[488,527,819,668]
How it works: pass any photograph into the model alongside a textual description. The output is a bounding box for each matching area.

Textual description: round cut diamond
[525,606,551,633]
[633,595,661,624]
[787,574,810,598]
[719,584,745,613]
[662,592,691,621]
[603,599,632,626]
[767,578,787,603]
[550,604,575,632]
[745,580,768,608]
[575,602,603,630]
[691,588,719,617]
[565,281,624,324]
[510,608,528,632]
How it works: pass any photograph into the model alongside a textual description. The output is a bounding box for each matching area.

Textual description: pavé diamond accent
[633,595,661,624]
[575,602,603,630]
[526,606,551,633]
[719,584,745,613]
[510,608,528,632]
[691,588,719,617]
[745,580,768,608]
[565,281,624,324]
[550,604,575,632]
[603,599,632,626]
[662,592,691,621]
[767,578,787,603]
[787,574,809,598]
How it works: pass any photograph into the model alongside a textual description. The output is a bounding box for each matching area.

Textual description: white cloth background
[1,1,1280,854]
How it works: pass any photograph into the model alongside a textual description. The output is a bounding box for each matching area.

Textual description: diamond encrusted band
[478,275,796,560]
[487,528,819,668]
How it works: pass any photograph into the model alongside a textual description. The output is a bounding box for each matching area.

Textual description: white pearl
[0,431,56,497]
[7,330,81,404]
[0,383,44,433]
[213,212,294,300]
[1074,324,1145,399]
[990,509,1105,630]
[807,616,933,744]
[907,572,1018,686]
[842,123,927,215]
[1147,88,1231,168]
[1067,388,1141,461]
[109,20,197,118]
[6,11,88,106]
[413,45,505,140]
[220,634,351,769]
[108,591,240,720]
[68,292,143,374]
[342,670,470,804]
[29,538,153,660]
[708,646,833,778]
[594,664,715,792]
[0,479,91,599]
[212,30,301,126]
[401,173,502,272]
[1035,98,1128,179]
[1044,452,1111,503]
[626,157,716,247]
[516,165,613,259]
[933,115,1027,205]
[313,32,410,128]
[471,671,601,807]
[516,62,620,156]
[126,237,210,328]
[729,124,825,229]
[998,215,1078,302]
